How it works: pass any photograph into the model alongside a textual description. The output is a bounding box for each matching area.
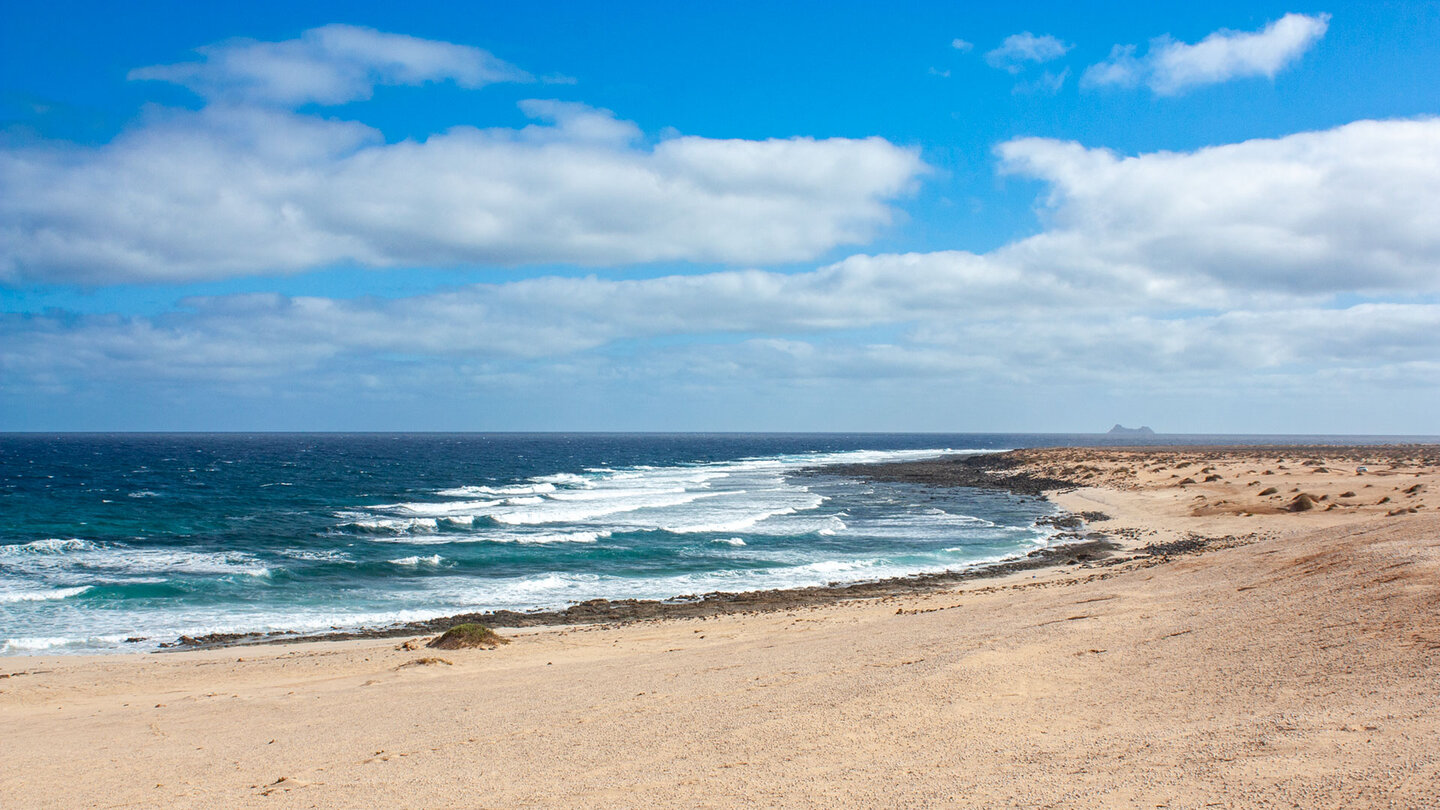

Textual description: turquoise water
[5,432,1409,654]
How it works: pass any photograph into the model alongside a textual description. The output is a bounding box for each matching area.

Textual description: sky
[2,1,1438,433]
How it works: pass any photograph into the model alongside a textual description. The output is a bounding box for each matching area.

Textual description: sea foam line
[0,585,93,604]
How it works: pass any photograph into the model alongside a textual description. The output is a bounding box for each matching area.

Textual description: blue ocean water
[0,432,1421,655]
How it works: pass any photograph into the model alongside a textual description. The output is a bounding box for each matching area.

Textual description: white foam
[712,537,747,546]
[665,506,796,534]
[436,482,557,497]
[382,500,501,516]
[350,448,962,542]
[0,543,271,579]
[506,530,606,545]
[363,528,609,546]
[0,585,93,604]
[387,555,444,567]
[276,549,353,563]
[0,538,99,556]
[491,490,723,526]
[341,516,440,534]
[3,636,90,652]
[543,486,686,502]
[532,473,592,486]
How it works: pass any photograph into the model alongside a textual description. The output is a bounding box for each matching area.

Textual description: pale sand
[3,447,1438,808]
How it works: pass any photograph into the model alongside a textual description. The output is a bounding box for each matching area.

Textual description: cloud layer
[0,104,924,284]
[1,31,927,284]
[1083,13,1330,94]
[6,117,1438,418]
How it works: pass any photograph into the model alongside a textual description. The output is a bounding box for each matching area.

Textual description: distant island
[1108,424,1156,435]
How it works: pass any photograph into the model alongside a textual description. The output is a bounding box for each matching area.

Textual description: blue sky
[2,1,1438,432]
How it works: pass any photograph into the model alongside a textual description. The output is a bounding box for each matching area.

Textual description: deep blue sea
[0,433,1424,655]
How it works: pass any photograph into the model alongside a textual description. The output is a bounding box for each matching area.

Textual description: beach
[3,445,1438,808]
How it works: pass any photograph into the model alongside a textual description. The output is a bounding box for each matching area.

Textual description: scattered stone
[1037,514,1085,530]
[397,657,452,668]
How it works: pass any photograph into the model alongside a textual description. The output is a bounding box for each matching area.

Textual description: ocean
[0,432,1419,655]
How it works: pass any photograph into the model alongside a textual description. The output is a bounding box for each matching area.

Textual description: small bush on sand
[427,623,511,650]
[1288,494,1318,512]
[1258,487,1279,496]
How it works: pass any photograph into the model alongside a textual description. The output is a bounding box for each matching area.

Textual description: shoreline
[148,442,1430,651]
[159,536,1124,650]
[157,452,1116,651]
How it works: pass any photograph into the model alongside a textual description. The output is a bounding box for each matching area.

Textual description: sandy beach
[3,445,1438,808]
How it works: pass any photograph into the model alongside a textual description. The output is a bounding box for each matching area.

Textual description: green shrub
[427,623,511,650]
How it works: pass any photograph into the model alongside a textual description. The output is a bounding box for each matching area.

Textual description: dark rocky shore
[159,451,1110,651]
[814,450,1084,496]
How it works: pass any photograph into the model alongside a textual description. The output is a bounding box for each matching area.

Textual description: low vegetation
[427,623,511,650]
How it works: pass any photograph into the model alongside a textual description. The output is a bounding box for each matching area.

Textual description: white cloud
[0,27,925,284]
[995,117,1440,294]
[951,38,974,52]
[986,33,1072,73]
[1082,13,1330,94]
[1082,45,1143,88]
[907,305,1440,379]
[129,24,531,105]
[0,101,926,283]
[5,117,1438,428]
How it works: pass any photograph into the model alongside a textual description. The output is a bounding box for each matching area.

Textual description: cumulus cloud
[1082,13,1330,94]
[986,33,1071,73]
[0,27,928,284]
[951,38,974,52]
[0,101,926,284]
[995,117,1440,294]
[129,24,531,105]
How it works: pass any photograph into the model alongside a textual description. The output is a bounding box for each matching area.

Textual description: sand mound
[427,623,511,650]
